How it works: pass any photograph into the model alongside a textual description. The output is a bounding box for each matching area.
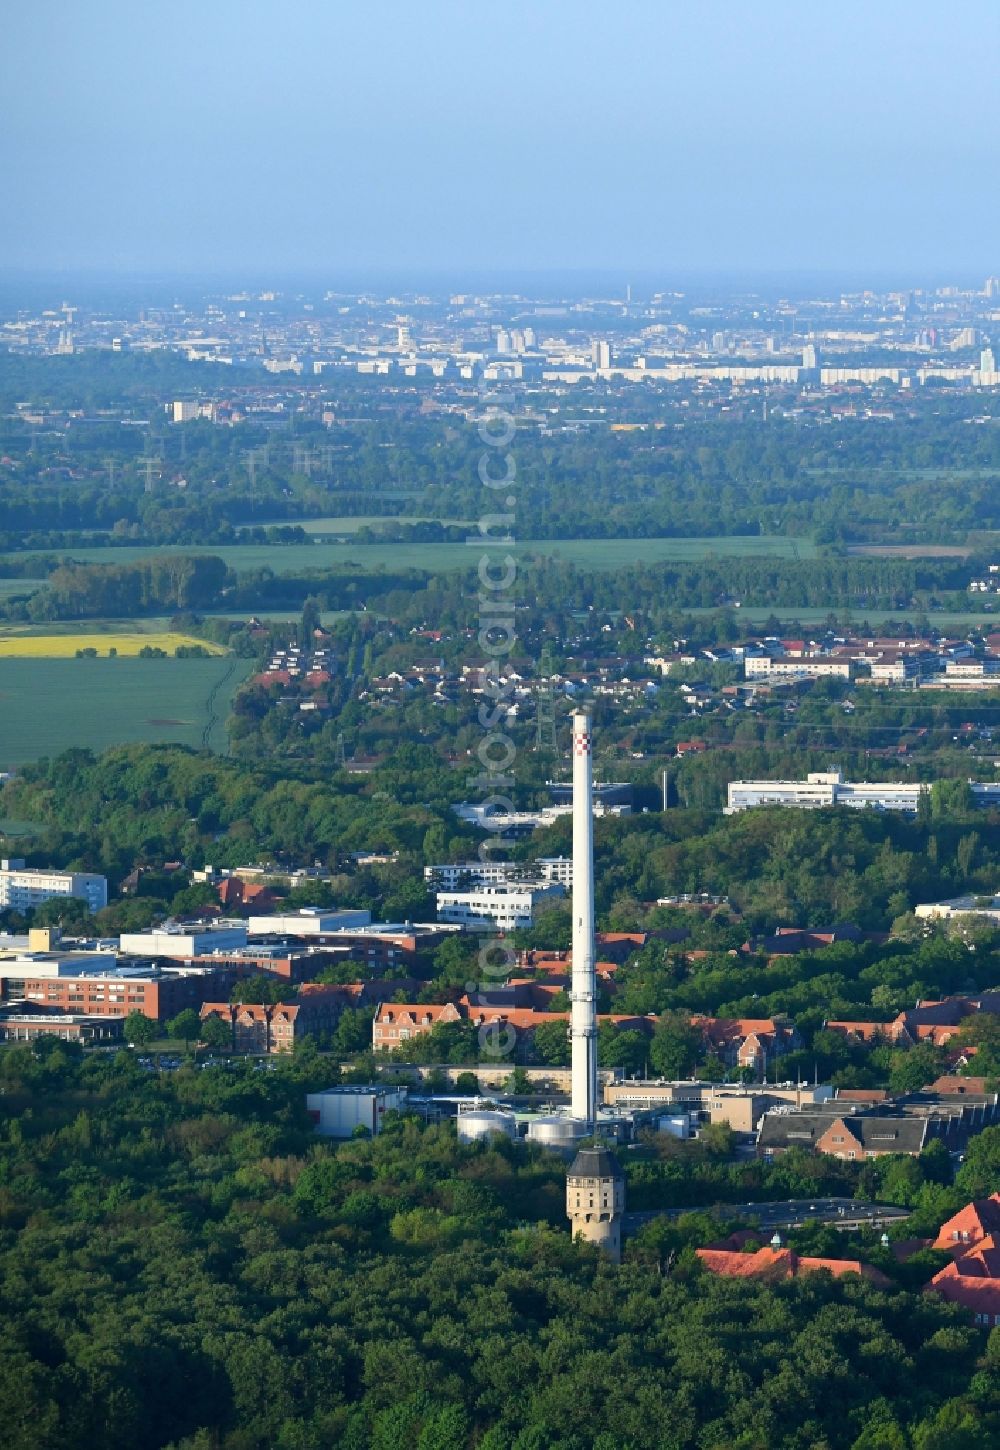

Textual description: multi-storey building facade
[200,989,346,1053]
[0,858,107,913]
[435,882,565,932]
[727,771,1000,814]
[424,857,573,890]
[0,958,243,1021]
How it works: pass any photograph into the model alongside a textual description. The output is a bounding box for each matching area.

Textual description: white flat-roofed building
[451,802,574,833]
[425,857,572,890]
[727,772,1000,815]
[536,856,573,886]
[247,908,372,937]
[0,859,107,914]
[915,893,1000,924]
[870,658,921,684]
[436,882,565,932]
[943,660,1000,680]
[119,924,249,958]
[726,771,923,814]
[306,1085,407,1138]
[744,656,852,681]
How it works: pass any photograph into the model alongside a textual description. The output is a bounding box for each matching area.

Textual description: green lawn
[19,534,816,575]
[0,656,255,766]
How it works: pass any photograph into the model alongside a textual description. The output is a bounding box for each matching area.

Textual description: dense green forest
[0,547,993,630]
[3,349,1000,1450]
[2,351,1000,551]
[3,744,998,935]
[1,1040,998,1450]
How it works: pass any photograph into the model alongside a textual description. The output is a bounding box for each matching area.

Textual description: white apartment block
[0,859,107,914]
[436,882,565,932]
[744,656,853,681]
[425,857,573,890]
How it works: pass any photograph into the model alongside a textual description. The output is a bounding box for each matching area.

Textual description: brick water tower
[566,1144,625,1262]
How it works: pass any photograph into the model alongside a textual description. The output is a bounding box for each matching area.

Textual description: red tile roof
[933,1195,1000,1252]
[929,1259,1000,1319]
[931,1076,991,1095]
[697,1246,890,1286]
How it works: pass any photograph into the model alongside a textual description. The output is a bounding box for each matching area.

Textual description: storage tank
[526,1114,589,1149]
[457,1110,517,1143]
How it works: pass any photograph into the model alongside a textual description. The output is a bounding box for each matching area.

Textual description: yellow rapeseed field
[0,633,227,658]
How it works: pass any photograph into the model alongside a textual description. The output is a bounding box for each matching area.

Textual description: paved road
[625,1196,911,1232]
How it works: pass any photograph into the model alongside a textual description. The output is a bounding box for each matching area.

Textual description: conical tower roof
[568,1144,623,1180]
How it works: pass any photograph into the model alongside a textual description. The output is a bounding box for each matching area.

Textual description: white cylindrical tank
[526,1115,589,1148]
[457,1110,517,1143]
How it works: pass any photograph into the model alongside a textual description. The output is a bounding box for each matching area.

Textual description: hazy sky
[3,1,998,280]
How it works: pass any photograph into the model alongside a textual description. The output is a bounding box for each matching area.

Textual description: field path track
[202,656,238,751]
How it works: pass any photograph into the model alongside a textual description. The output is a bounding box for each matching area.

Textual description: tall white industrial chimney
[570,711,598,1126]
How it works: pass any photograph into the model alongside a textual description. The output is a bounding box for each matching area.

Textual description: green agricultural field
[685,606,998,631]
[236,514,472,535]
[0,578,46,598]
[0,656,255,766]
[0,617,210,639]
[21,533,817,576]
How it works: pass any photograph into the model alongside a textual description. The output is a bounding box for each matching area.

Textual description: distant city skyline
[3,1,999,276]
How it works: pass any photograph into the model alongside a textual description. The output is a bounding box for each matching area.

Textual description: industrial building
[306,1085,407,1137]
[119,924,250,958]
[602,1080,833,1137]
[548,779,633,811]
[246,908,373,936]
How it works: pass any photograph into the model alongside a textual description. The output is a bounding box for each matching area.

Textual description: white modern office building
[726,771,1000,815]
[436,882,565,932]
[0,859,107,914]
[425,857,572,890]
[726,771,922,814]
